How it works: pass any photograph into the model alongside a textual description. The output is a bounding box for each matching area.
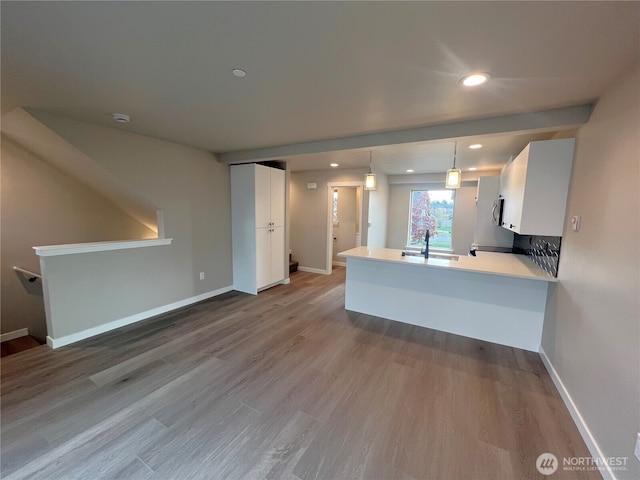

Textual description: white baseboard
[1,328,29,343]
[46,286,233,349]
[298,266,330,275]
[283,278,291,285]
[332,261,346,267]
[539,347,615,480]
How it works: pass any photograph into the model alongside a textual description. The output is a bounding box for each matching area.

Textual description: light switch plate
[199,272,205,280]
[634,432,640,462]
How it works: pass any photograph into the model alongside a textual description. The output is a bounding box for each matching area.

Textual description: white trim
[332,261,347,267]
[1,328,29,343]
[34,238,173,257]
[46,285,232,349]
[327,181,365,188]
[256,278,290,293]
[298,266,330,275]
[326,186,334,276]
[156,210,166,239]
[403,246,454,254]
[539,347,615,480]
[12,266,42,279]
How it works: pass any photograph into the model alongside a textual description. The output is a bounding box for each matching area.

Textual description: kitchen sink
[401,251,459,261]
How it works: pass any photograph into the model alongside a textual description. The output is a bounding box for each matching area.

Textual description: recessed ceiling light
[330,163,339,168]
[232,68,246,78]
[112,113,130,123]
[461,73,490,87]
[468,167,478,171]
[469,144,483,149]
[406,169,415,173]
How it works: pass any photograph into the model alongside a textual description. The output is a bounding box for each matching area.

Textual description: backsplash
[513,234,562,277]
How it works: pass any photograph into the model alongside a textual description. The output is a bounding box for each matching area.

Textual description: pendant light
[364,150,376,191]
[445,141,461,189]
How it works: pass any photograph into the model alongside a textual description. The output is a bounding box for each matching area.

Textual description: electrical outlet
[571,215,581,232]
[199,272,205,280]
[634,432,640,462]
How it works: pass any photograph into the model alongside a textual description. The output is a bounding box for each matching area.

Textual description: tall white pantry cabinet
[231,163,286,294]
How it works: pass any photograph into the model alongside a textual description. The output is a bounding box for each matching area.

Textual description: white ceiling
[2,2,639,172]
[285,130,563,174]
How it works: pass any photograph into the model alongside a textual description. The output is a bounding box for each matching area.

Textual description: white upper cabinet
[269,167,285,228]
[255,165,272,229]
[255,164,285,229]
[499,138,575,236]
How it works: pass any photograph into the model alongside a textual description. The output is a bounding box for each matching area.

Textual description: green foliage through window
[408,190,454,249]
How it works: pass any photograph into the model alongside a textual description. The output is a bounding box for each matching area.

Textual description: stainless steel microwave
[492,197,504,226]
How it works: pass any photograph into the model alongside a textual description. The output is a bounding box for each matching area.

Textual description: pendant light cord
[369,150,373,173]
[453,141,457,169]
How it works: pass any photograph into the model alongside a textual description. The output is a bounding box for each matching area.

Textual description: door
[505,146,528,232]
[255,165,271,229]
[256,227,271,289]
[332,187,358,264]
[270,168,286,228]
[270,226,285,284]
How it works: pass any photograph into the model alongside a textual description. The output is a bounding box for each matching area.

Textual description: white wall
[0,136,155,340]
[541,65,639,480]
[386,180,477,255]
[450,185,477,255]
[366,173,388,248]
[40,243,181,340]
[28,112,233,341]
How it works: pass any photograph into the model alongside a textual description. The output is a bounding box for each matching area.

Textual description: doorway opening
[326,182,364,275]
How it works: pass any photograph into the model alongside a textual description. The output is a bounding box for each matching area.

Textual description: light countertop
[338,247,557,283]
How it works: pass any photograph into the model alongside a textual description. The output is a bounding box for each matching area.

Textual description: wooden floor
[1,267,598,480]
[1,336,43,358]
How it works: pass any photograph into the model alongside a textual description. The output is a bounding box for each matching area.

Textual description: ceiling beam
[216,104,593,164]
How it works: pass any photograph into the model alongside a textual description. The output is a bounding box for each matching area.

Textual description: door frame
[326,181,365,275]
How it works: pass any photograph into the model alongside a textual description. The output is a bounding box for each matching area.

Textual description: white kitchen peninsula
[338,247,556,352]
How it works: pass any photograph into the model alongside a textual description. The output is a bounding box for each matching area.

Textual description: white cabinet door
[499,139,574,236]
[504,146,527,231]
[255,165,271,229]
[270,168,286,228]
[270,226,285,284]
[257,227,285,288]
[499,162,513,228]
[519,139,575,235]
[256,227,271,289]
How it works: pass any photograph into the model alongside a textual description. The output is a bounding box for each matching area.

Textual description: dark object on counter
[423,230,429,259]
[468,243,514,256]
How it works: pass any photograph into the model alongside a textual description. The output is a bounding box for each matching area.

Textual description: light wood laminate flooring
[1,268,598,479]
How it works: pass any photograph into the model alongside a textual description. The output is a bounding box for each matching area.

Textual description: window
[332,189,339,224]
[408,189,455,249]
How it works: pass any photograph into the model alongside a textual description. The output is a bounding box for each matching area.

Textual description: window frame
[406,188,455,252]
